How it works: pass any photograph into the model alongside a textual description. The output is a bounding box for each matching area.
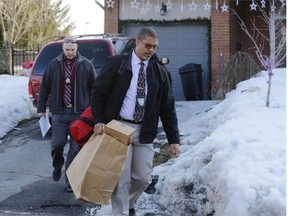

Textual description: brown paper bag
[66,120,135,204]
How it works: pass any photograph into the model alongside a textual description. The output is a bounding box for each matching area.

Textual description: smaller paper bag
[104,119,135,145]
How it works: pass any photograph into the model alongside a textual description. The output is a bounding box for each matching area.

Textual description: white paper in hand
[39,113,51,138]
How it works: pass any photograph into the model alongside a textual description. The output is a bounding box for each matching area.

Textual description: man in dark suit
[91,27,180,216]
[37,36,96,192]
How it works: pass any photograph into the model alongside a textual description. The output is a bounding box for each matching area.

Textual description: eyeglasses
[139,39,158,50]
[63,36,77,43]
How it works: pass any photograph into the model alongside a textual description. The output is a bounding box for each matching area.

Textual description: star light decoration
[120,0,281,14]
[250,0,257,11]
[188,0,198,12]
[221,1,228,12]
[140,6,146,15]
[270,0,276,12]
[180,0,184,12]
[139,0,146,15]
[145,0,152,12]
[215,0,219,10]
[166,0,173,10]
[106,0,115,8]
[130,0,140,9]
[155,0,161,13]
[203,0,211,11]
[280,0,286,7]
[260,0,266,8]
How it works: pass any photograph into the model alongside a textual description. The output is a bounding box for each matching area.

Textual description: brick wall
[210,0,270,92]
[229,3,242,53]
[239,1,270,59]
[210,0,232,91]
[104,0,119,33]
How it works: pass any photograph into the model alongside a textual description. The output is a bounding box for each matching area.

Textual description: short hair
[63,36,77,43]
[137,27,158,40]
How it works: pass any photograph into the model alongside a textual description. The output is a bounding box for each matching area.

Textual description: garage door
[123,24,210,101]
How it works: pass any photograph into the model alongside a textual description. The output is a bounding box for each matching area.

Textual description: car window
[82,42,110,69]
[32,41,111,75]
[32,43,62,75]
[113,39,135,54]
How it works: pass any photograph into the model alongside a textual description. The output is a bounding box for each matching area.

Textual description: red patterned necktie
[64,61,72,106]
[133,62,145,122]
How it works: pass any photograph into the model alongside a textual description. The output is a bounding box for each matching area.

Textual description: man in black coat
[91,27,180,216]
[37,36,96,192]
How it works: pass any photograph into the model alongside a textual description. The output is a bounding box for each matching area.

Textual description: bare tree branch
[231,0,286,107]
[0,0,73,74]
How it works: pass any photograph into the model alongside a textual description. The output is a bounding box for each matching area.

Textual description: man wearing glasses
[37,36,96,192]
[91,27,180,216]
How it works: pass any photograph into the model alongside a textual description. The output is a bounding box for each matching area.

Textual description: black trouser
[50,108,80,185]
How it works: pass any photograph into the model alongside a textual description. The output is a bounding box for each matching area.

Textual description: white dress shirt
[119,51,148,120]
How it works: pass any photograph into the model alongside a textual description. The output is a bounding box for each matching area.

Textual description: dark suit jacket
[91,51,179,144]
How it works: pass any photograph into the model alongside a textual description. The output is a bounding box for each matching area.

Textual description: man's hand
[170,144,180,158]
[93,123,105,135]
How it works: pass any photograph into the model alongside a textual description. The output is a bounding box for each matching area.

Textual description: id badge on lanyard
[136,95,145,107]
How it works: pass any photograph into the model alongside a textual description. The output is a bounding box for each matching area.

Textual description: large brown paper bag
[66,120,135,204]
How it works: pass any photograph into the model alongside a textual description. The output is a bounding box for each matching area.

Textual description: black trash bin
[179,63,203,101]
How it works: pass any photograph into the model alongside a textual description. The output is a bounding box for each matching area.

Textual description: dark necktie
[64,61,72,106]
[133,62,146,122]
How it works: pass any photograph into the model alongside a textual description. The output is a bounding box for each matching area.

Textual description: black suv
[28,34,135,117]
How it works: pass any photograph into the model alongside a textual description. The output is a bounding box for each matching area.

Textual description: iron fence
[12,47,39,75]
[11,36,64,75]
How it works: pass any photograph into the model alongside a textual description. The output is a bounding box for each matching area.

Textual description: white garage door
[123,24,210,101]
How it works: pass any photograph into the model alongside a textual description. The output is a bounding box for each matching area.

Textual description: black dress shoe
[144,175,159,194]
[52,169,61,182]
[129,208,136,216]
[65,184,73,193]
